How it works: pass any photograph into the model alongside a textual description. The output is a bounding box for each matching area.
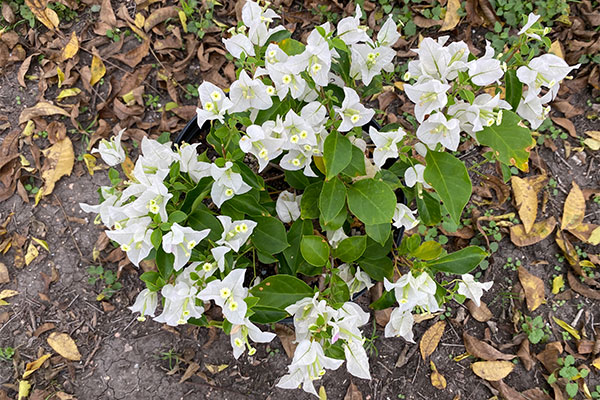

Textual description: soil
[1,1,600,400]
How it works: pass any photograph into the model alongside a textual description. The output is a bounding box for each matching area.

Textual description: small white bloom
[384,271,440,313]
[210,161,252,208]
[518,13,542,40]
[106,217,154,267]
[215,215,257,253]
[285,294,334,342]
[230,317,276,359]
[369,126,406,168]
[350,44,396,85]
[239,125,284,172]
[416,113,461,151]
[377,16,400,47]
[337,4,370,45]
[229,70,273,113]
[154,271,204,326]
[384,307,415,342]
[129,288,158,321]
[404,164,431,189]
[196,82,233,128]
[516,90,553,129]
[162,223,211,271]
[404,80,450,123]
[327,228,348,249]
[334,87,375,132]
[223,33,255,58]
[276,190,302,223]
[92,129,126,166]
[457,274,493,307]
[517,54,580,101]
[140,136,176,170]
[467,41,503,86]
[197,268,249,325]
[392,203,419,231]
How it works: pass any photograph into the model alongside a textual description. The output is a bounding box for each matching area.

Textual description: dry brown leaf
[343,382,363,400]
[517,338,535,371]
[536,342,562,373]
[179,362,200,383]
[567,271,600,300]
[466,299,492,322]
[551,117,577,138]
[509,217,557,247]
[420,321,446,360]
[18,54,33,88]
[33,322,55,337]
[24,0,59,30]
[556,230,579,267]
[490,380,527,400]
[430,361,447,389]
[90,55,106,86]
[463,332,516,361]
[518,266,545,311]
[511,175,546,234]
[47,332,81,361]
[2,3,15,23]
[0,262,8,284]
[561,182,585,230]
[23,353,51,379]
[36,137,74,204]
[62,31,79,61]
[568,223,600,245]
[275,323,297,358]
[111,40,150,68]
[471,360,514,381]
[440,0,461,31]
[144,6,179,31]
[19,102,70,125]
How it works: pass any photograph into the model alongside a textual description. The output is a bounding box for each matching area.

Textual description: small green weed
[521,315,550,344]
[87,265,122,300]
[0,347,15,361]
[547,355,588,399]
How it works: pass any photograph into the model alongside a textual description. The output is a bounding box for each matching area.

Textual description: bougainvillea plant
[81,1,579,396]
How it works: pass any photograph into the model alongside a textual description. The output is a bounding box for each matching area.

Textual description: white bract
[216,216,257,253]
[197,268,249,325]
[416,112,461,151]
[467,41,504,86]
[404,164,431,189]
[392,203,419,231]
[230,318,276,359]
[210,162,252,207]
[404,80,450,123]
[154,270,204,326]
[196,82,233,127]
[93,129,126,166]
[275,190,302,223]
[369,126,405,168]
[334,87,375,132]
[229,70,273,113]
[457,274,493,307]
[162,223,211,271]
[129,289,158,321]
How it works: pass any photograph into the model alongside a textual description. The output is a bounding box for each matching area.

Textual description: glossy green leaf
[319,177,346,224]
[363,235,394,260]
[334,235,367,262]
[222,191,270,217]
[358,256,394,281]
[505,70,522,111]
[330,274,350,306]
[301,181,322,219]
[476,110,532,172]
[426,246,488,274]
[370,290,396,310]
[300,235,330,266]
[347,178,396,225]
[416,190,442,226]
[424,151,472,225]
[279,38,306,56]
[365,223,391,246]
[411,241,443,260]
[283,219,314,274]
[342,145,367,177]
[187,206,223,241]
[323,131,352,180]
[249,275,314,323]
[251,216,289,254]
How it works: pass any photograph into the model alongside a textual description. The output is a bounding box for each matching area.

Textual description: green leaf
[222,191,270,217]
[283,219,314,274]
[249,275,314,322]
[301,181,323,219]
[323,132,352,180]
[347,178,396,225]
[267,29,291,43]
[424,151,472,225]
[319,206,347,231]
[249,305,289,324]
[319,177,346,224]
[505,70,523,111]
[334,236,367,262]
[411,241,443,260]
[363,235,393,260]
[285,169,312,190]
[416,190,442,226]
[181,177,213,214]
[330,274,350,306]
[235,161,265,190]
[476,110,532,172]
[188,206,223,241]
[358,256,394,281]
[168,211,187,224]
[370,290,396,310]
[365,223,391,246]
[342,145,367,177]
[426,246,488,274]
[150,229,163,250]
[156,248,174,280]
[300,235,330,266]
[279,38,306,56]
[251,216,289,254]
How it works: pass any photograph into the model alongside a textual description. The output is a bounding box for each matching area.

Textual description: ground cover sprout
[81,1,579,396]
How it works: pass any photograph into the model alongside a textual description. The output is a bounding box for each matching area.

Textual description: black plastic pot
[175,116,406,321]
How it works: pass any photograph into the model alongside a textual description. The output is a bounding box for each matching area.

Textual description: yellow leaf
[509,217,557,247]
[562,182,585,231]
[592,357,600,370]
[45,7,59,27]
[584,138,600,151]
[24,0,58,30]
[62,31,79,61]
[0,289,18,301]
[453,352,470,362]
[511,175,546,234]
[178,10,187,33]
[25,243,38,266]
[90,55,106,86]
[37,137,75,205]
[471,360,515,381]
[56,88,81,100]
[164,102,179,111]
[319,386,327,400]
[430,361,447,389]
[18,380,31,400]
[205,363,228,374]
[440,0,461,31]
[122,156,135,181]
[22,120,35,137]
[83,154,98,176]
[122,91,136,105]
[393,81,404,91]
[420,321,446,360]
[549,40,564,59]
[552,316,580,340]
[32,237,49,252]
[47,332,82,361]
[313,156,326,175]
[57,66,65,88]
[585,131,600,141]
[23,353,51,379]
[518,266,545,311]
[552,275,564,294]
[134,12,145,29]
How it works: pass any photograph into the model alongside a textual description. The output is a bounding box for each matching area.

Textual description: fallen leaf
[47,332,81,361]
[430,361,447,389]
[275,323,297,358]
[549,40,564,59]
[440,0,461,31]
[19,102,69,125]
[567,223,600,245]
[552,317,580,340]
[0,262,8,283]
[33,322,55,337]
[344,382,363,400]
[567,271,600,300]
[592,357,600,370]
[82,154,98,176]
[56,88,81,101]
[552,275,564,294]
[62,31,79,61]
[536,342,562,373]
[517,339,535,371]
[18,380,31,400]
[490,380,528,400]
[319,386,327,400]
[111,40,150,68]
[2,3,15,23]
[518,266,545,311]
[36,137,74,204]
[561,182,585,230]
[0,289,18,306]
[24,0,58,30]
[144,6,179,31]
[471,360,514,381]
[466,299,492,322]
[584,138,600,150]
[90,55,106,86]
[463,332,515,361]
[551,117,577,138]
[179,362,200,383]
[32,237,48,252]
[25,242,38,265]
[23,353,51,379]
[18,54,33,87]
[511,175,546,234]
[420,321,446,360]
[509,217,556,247]
[205,363,228,374]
